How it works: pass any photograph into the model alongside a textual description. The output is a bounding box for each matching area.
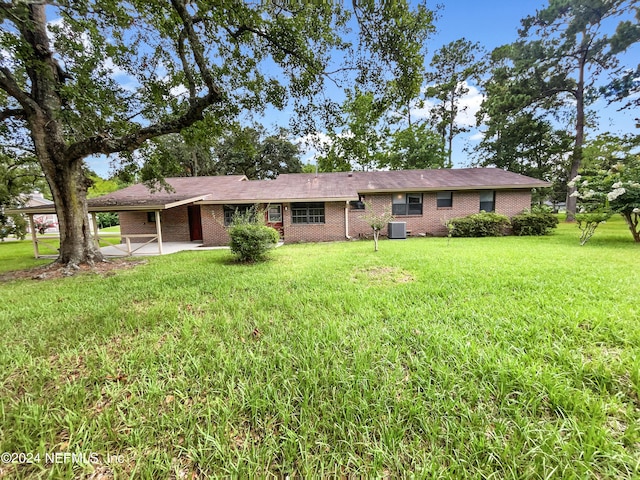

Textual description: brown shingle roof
[344,168,549,192]
[87,175,248,210]
[8,169,550,214]
[198,168,550,204]
[199,175,359,203]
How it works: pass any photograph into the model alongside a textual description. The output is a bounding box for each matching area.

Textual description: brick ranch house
[86,168,549,247]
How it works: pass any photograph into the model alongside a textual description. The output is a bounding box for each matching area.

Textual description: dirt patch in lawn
[352,266,414,285]
[0,259,147,282]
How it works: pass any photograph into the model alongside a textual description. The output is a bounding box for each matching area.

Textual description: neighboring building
[87,168,549,246]
[23,192,59,233]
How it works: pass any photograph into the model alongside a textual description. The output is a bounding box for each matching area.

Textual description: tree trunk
[32,150,103,268]
[10,4,100,267]
[622,212,640,242]
[447,93,455,168]
[31,124,104,266]
[566,38,587,222]
[3,2,222,268]
[51,161,103,266]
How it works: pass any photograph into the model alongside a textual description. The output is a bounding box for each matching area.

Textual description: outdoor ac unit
[387,222,406,239]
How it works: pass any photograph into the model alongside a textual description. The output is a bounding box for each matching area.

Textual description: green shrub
[228,209,279,262]
[511,207,559,236]
[96,212,120,229]
[447,212,511,237]
[12,215,27,240]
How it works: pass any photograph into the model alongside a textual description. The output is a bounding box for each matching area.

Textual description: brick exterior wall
[495,189,532,217]
[119,205,191,242]
[200,202,349,245]
[350,189,531,237]
[283,202,346,244]
[201,204,230,246]
[122,189,532,246]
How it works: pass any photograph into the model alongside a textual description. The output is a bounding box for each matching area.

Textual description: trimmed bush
[447,212,511,237]
[228,209,279,262]
[511,208,559,236]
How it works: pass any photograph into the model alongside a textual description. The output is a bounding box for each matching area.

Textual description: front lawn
[0,218,638,478]
[0,240,51,273]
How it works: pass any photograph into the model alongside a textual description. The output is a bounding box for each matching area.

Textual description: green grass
[0,240,51,273]
[99,225,121,234]
[1,217,639,478]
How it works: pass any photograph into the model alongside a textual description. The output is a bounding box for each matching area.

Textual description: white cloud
[410,82,484,128]
[169,84,189,98]
[296,132,332,150]
[295,132,333,163]
[469,131,485,141]
[456,83,484,127]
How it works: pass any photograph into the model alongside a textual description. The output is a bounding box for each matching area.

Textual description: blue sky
[426,0,639,167]
[87,1,639,176]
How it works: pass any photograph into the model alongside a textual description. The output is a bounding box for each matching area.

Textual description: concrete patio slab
[100,241,229,257]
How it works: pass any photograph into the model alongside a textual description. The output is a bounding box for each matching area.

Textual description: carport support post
[155,210,163,255]
[90,212,100,248]
[28,214,39,258]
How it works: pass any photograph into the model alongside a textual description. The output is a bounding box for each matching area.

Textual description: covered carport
[8,175,249,258]
[6,203,169,258]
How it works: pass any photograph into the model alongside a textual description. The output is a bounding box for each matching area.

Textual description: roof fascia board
[5,207,57,214]
[359,184,550,194]
[164,196,209,209]
[196,197,358,205]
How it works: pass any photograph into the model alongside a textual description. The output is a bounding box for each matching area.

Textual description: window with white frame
[479,191,496,212]
[267,205,282,223]
[392,193,422,215]
[436,191,453,208]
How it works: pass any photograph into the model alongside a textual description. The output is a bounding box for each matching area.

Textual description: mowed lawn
[0,218,638,478]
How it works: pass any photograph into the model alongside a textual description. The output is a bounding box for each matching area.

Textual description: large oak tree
[0,0,433,267]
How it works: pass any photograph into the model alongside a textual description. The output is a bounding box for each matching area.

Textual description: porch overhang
[8,196,211,259]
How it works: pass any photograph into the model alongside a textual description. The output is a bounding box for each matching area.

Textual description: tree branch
[170,0,221,97]
[0,107,26,122]
[224,24,323,77]
[176,29,197,99]
[65,92,221,161]
[0,67,37,113]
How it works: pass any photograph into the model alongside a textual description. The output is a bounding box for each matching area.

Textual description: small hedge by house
[447,212,511,237]
[229,223,279,262]
[511,207,559,236]
[227,208,279,262]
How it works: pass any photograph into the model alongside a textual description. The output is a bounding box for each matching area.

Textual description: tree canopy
[0,0,435,267]
[213,126,302,180]
[426,38,484,168]
[482,0,640,220]
[572,137,640,242]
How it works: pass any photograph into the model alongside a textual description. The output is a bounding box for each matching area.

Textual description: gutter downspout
[345,201,352,240]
